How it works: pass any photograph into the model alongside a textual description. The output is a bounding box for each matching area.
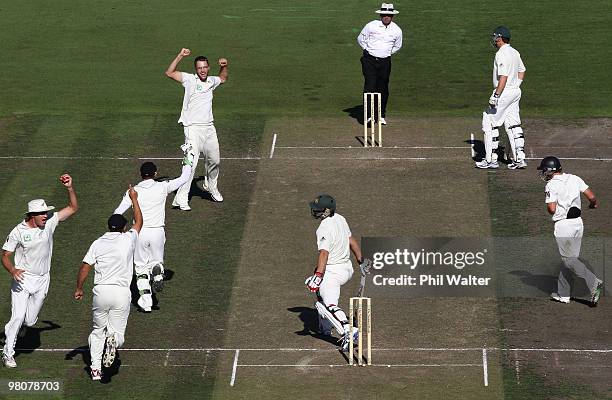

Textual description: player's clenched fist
[305,272,323,292]
[180,48,191,57]
[60,174,73,188]
[218,58,228,67]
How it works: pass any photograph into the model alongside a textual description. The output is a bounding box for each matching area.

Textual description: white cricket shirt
[357,20,403,58]
[545,173,589,221]
[316,213,352,265]
[2,213,59,276]
[178,73,222,127]
[493,44,526,89]
[114,165,191,228]
[83,229,138,287]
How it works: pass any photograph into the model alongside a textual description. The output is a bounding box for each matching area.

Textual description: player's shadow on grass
[190,176,215,202]
[343,105,365,125]
[65,346,122,384]
[0,320,61,356]
[287,307,340,346]
[467,138,513,165]
[129,269,175,311]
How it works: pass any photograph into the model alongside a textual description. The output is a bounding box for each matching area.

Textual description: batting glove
[181,143,195,166]
[489,92,500,108]
[305,272,323,292]
[359,258,373,276]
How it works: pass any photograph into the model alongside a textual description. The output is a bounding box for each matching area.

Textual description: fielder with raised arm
[2,175,78,368]
[165,48,228,210]
[113,147,194,312]
[305,194,371,350]
[537,156,603,305]
[476,26,527,170]
[75,185,143,381]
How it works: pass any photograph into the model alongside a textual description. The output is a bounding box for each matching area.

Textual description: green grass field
[1,1,612,399]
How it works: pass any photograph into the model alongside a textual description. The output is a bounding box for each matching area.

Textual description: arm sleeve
[46,212,60,232]
[166,165,193,193]
[181,73,191,88]
[518,56,526,73]
[2,228,20,252]
[357,24,369,49]
[577,176,589,192]
[496,52,509,76]
[391,29,403,54]
[545,183,558,204]
[210,76,222,90]
[82,243,96,266]
[113,191,132,215]
[316,226,331,252]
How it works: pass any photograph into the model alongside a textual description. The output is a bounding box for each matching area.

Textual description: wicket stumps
[363,92,382,147]
[348,296,372,366]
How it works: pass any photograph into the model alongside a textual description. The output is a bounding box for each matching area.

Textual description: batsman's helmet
[537,156,562,180]
[491,26,511,47]
[309,194,336,219]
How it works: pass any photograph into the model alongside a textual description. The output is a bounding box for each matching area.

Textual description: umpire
[357,3,403,125]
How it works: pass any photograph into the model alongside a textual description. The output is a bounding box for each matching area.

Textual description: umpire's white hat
[376,3,399,14]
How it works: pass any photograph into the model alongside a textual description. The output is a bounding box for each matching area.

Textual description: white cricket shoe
[550,293,570,304]
[507,160,527,170]
[202,176,209,192]
[90,368,102,381]
[380,117,387,125]
[210,190,224,202]
[103,335,117,368]
[475,160,499,169]
[2,353,16,368]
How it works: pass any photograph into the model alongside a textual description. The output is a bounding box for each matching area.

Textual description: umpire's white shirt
[114,165,191,228]
[83,229,138,287]
[2,213,59,276]
[316,213,352,265]
[493,44,526,89]
[357,20,403,58]
[178,73,222,127]
[545,173,588,222]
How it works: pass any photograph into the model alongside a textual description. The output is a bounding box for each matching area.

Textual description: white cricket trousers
[319,261,354,306]
[3,273,50,357]
[134,227,165,309]
[553,218,600,297]
[173,124,220,206]
[89,285,131,370]
[489,87,522,128]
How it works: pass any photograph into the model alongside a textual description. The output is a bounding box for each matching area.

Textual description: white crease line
[230,349,240,387]
[482,348,489,387]
[269,133,277,158]
[238,363,482,368]
[275,146,471,149]
[0,156,261,160]
[16,347,612,352]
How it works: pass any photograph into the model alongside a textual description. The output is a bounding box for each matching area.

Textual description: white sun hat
[375,3,399,14]
[26,199,55,214]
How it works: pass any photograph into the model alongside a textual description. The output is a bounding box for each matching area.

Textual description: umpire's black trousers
[361,50,392,118]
